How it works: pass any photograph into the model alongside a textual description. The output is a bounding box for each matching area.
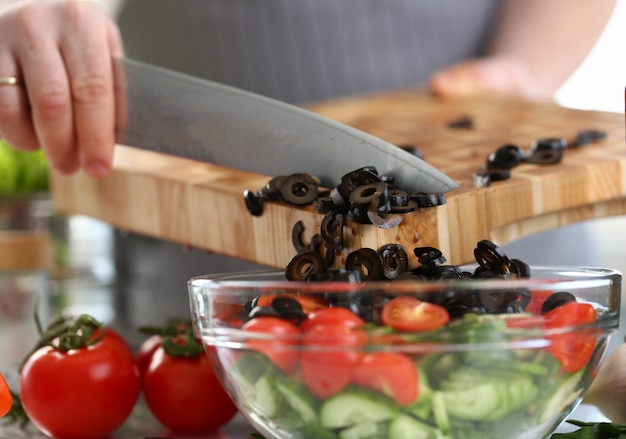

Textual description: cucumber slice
[405,367,433,419]
[320,387,398,430]
[538,370,583,423]
[431,392,451,435]
[339,421,386,439]
[388,414,438,439]
[245,374,280,419]
[441,375,537,422]
[274,376,319,424]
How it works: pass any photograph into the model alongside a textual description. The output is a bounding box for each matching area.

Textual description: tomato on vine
[18,314,141,439]
[138,318,238,434]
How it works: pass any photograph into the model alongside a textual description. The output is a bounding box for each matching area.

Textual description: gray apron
[111,1,601,326]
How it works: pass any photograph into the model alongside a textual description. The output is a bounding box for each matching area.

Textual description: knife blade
[113,57,458,194]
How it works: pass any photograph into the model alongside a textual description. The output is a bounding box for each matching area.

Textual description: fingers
[0,51,39,152]
[60,6,118,178]
[0,1,121,179]
[427,57,543,101]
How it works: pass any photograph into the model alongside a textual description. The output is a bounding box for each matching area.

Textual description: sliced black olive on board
[572,129,607,147]
[321,210,344,251]
[280,173,319,205]
[349,181,389,206]
[315,196,335,214]
[412,192,446,207]
[367,201,403,229]
[345,248,384,280]
[338,167,381,200]
[243,189,263,216]
[541,291,577,314]
[291,221,309,253]
[447,114,474,129]
[414,246,446,266]
[378,243,409,280]
[390,200,418,214]
[524,138,567,165]
[487,144,525,170]
[285,250,325,281]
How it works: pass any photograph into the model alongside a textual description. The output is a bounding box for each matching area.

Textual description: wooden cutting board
[49,89,626,270]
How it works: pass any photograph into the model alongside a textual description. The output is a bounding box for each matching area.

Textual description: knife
[113,57,458,194]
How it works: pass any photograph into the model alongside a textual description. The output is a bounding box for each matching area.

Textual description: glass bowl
[189,266,621,439]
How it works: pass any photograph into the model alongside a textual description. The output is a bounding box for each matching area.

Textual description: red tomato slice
[299,306,365,333]
[352,352,418,405]
[381,296,450,332]
[300,323,367,399]
[242,317,300,374]
[544,301,598,373]
[0,373,12,418]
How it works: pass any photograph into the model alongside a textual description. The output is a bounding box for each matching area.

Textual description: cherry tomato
[137,334,163,377]
[300,323,367,399]
[20,338,141,439]
[381,296,450,332]
[544,301,598,373]
[352,352,418,405]
[0,373,11,418]
[299,306,365,333]
[142,346,237,434]
[242,317,301,374]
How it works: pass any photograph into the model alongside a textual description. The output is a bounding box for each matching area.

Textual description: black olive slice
[280,174,319,205]
[447,115,474,129]
[243,189,263,216]
[414,246,446,266]
[573,129,607,147]
[248,305,280,320]
[378,243,409,280]
[524,138,567,165]
[486,144,524,170]
[338,168,381,199]
[509,258,531,279]
[390,200,418,214]
[477,290,518,311]
[321,210,344,251]
[315,196,335,214]
[291,221,309,253]
[412,193,446,207]
[271,297,307,323]
[541,291,577,315]
[349,181,389,205]
[474,240,511,274]
[285,250,324,281]
[261,175,287,199]
[345,248,384,280]
[367,200,403,229]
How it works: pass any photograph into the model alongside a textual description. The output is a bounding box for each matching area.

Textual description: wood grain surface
[50,89,626,269]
